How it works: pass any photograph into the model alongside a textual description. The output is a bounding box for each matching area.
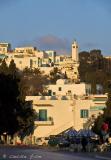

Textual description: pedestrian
[108,133,111,144]
[81,136,88,152]
[101,121,109,143]
[75,138,81,152]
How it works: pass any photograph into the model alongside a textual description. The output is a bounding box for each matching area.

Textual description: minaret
[71,40,79,62]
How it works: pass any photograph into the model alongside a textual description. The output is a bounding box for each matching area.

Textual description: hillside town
[1,0,111,159]
[0,41,110,147]
[0,41,79,81]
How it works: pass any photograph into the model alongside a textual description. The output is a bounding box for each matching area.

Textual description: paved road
[0,146,107,160]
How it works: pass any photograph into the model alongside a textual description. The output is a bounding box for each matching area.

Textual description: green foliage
[0,59,19,77]
[0,61,36,140]
[21,67,49,96]
[0,74,20,135]
[0,59,2,63]
[92,113,105,135]
[0,59,8,75]
[17,102,36,141]
[104,92,111,120]
[79,50,111,93]
[50,67,61,84]
[8,59,18,77]
[92,92,111,135]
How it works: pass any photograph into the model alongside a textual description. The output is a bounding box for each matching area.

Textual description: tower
[71,40,79,62]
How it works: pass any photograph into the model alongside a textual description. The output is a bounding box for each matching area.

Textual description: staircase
[83,116,96,129]
[46,121,73,137]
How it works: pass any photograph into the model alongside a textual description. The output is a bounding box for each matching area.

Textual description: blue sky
[0,0,111,55]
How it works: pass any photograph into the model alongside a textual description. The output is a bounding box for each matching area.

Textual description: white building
[47,79,91,96]
[0,43,11,54]
[26,94,107,144]
[45,50,56,63]
[0,41,80,81]
[25,80,107,144]
[55,41,79,81]
[6,54,39,70]
[72,40,79,62]
[14,46,36,54]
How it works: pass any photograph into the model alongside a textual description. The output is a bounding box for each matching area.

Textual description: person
[75,138,81,152]
[108,134,111,144]
[81,136,88,152]
[101,121,109,143]
[101,122,109,133]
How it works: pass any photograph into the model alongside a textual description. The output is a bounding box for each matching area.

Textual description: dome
[56,79,68,85]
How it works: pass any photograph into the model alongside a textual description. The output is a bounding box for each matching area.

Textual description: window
[53,92,56,95]
[39,109,47,121]
[30,59,33,67]
[67,90,71,95]
[48,90,52,96]
[19,61,22,64]
[3,48,5,52]
[49,52,52,57]
[58,87,62,91]
[80,109,89,118]
[61,96,68,100]
[56,59,59,63]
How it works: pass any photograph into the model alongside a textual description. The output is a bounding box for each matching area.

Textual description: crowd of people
[49,123,111,152]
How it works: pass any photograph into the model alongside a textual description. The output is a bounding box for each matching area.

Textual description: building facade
[47,79,91,96]
[26,94,107,144]
[0,43,11,54]
[0,41,79,81]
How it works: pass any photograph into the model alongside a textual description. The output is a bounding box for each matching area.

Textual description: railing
[45,121,73,137]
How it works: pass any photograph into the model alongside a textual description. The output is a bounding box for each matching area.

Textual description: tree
[0,59,2,63]
[20,68,49,96]
[50,67,61,84]
[0,72,36,142]
[17,102,36,142]
[0,59,8,75]
[8,59,18,78]
[0,74,20,135]
[79,49,111,93]
[64,71,68,79]
[104,92,111,119]
[92,113,105,135]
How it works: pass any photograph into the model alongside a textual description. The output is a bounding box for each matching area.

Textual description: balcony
[35,117,54,126]
[92,97,107,105]
[90,106,106,111]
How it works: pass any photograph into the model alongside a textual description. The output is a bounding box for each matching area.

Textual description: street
[0,146,104,160]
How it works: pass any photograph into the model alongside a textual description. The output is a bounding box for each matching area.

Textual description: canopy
[64,129,77,137]
[77,129,96,137]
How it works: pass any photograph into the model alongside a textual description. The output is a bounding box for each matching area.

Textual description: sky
[0,0,111,55]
